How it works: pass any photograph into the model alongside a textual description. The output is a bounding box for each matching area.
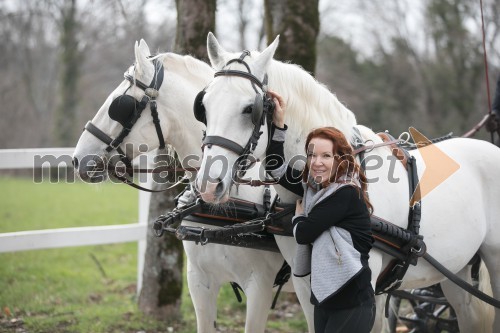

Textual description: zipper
[329,229,342,265]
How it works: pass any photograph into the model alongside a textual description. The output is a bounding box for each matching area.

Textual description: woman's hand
[295,199,304,215]
[267,90,286,128]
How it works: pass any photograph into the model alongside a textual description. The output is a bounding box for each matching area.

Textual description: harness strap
[353,128,424,296]
[108,169,176,193]
[352,138,402,155]
[85,121,113,146]
[203,53,273,182]
[271,261,292,309]
[150,101,166,149]
[84,59,169,189]
[214,70,265,92]
[229,282,244,303]
[202,136,246,155]
[422,251,500,308]
[84,121,132,170]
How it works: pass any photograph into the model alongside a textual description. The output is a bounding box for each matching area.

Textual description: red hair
[303,127,373,214]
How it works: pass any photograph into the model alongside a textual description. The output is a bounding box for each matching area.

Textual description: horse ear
[252,35,280,79]
[207,32,228,69]
[134,39,151,74]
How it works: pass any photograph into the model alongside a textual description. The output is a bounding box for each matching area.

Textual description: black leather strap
[84,121,132,171]
[214,70,265,91]
[150,101,166,149]
[124,58,165,92]
[202,136,246,155]
[85,121,113,146]
[207,54,272,181]
[422,252,500,308]
[84,58,167,187]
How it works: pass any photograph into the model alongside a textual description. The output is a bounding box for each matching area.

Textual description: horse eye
[242,105,253,114]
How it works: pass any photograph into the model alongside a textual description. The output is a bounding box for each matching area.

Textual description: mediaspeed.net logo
[408,127,460,206]
[30,127,461,200]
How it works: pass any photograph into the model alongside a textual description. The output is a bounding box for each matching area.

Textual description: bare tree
[138,0,216,320]
[264,0,320,74]
[0,0,59,148]
[54,0,82,146]
[174,0,216,61]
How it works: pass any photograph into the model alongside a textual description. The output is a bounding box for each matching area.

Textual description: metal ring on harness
[398,132,410,144]
[363,139,376,153]
[153,221,165,237]
[200,229,209,245]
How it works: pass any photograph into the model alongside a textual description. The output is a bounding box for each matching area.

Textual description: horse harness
[153,184,294,308]
[84,58,166,175]
[353,130,425,295]
[193,50,275,178]
[354,130,500,313]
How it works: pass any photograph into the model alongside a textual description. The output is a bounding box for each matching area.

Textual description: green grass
[0,176,307,333]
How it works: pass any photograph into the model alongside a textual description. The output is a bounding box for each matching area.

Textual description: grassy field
[0,176,307,333]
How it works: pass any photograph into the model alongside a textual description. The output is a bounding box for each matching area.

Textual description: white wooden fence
[0,148,151,293]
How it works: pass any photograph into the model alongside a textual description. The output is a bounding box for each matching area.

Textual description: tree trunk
[138,0,216,320]
[138,181,183,320]
[264,0,320,75]
[174,0,216,61]
[55,0,81,146]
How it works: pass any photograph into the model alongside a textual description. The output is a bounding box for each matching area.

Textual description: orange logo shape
[409,127,460,206]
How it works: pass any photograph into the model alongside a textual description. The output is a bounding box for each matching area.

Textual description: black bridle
[80,58,176,193]
[84,58,165,173]
[201,51,274,179]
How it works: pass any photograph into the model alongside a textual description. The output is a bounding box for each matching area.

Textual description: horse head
[194,32,279,203]
[73,40,211,183]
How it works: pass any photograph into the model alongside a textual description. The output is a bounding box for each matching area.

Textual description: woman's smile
[307,137,337,185]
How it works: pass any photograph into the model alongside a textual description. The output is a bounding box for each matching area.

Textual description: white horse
[72,40,309,333]
[194,32,499,332]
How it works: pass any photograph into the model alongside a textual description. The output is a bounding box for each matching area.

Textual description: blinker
[109,95,137,127]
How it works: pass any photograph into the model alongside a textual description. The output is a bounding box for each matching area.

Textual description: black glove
[485,113,499,133]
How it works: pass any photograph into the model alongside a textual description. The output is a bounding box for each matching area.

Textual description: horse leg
[480,246,500,332]
[372,294,389,333]
[290,275,315,333]
[440,263,494,333]
[185,252,220,333]
[274,236,315,332]
[243,278,275,333]
[368,251,384,333]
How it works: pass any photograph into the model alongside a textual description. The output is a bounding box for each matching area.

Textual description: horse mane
[267,60,360,143]
[216,50,381,145]
[160,53,214,82]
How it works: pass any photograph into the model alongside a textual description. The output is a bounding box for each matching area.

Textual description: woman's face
[307,137,337,186]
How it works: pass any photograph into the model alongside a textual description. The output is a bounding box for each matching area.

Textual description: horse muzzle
[195,177,230,204]
[73,155,107,183]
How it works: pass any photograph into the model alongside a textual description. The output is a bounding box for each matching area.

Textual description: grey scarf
[292,175,364,304]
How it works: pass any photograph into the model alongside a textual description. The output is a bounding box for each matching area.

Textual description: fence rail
[0,148,151,292]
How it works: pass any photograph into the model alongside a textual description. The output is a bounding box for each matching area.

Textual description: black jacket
[265,126,374,309]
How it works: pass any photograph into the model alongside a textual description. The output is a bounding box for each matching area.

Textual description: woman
[265,90,375,333]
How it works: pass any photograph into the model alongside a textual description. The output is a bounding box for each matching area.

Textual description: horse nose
[197,177,227,203]
[72,157,79,169]
[215,178,224,195]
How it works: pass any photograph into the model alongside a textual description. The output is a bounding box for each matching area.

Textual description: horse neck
[267,60,358,157]
[157,53,213,165]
